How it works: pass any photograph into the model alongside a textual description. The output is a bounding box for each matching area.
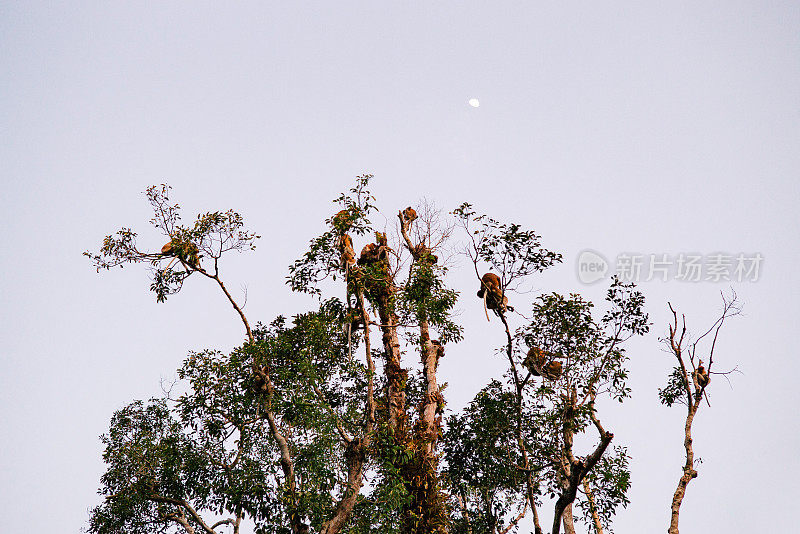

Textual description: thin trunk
[499,313,542,532]
[209,270,253,343]
[668,403,699,534]
[418,319,440,454]
[321,438,367,534]
[207,269,299,533]
[561,504,576,534]
[321,289,374,534]
[583,478,604,534]
[497,501,529,534]
[375,289,405,434]
[399,212,448,533]
[531,502,543,534]
[551,429,614,534]
[174,515,196,534]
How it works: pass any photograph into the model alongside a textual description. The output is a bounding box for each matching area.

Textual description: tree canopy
[85,176,734,534]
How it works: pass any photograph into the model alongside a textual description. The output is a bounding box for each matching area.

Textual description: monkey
[414,243,438,264]
[542,361,563,381]
[431,339,445,359]
[357,232,394,300]
[161,239,200,269]
[337,233,357,270]
[358,232,391,266]
[297,523,310,534]
[358,243,383,265]
[696,360,710,388]
[476,272,513,320]
[401,206,417,226]
[523,346,563,380]
[523,346,547,376]
[251,365,269,394]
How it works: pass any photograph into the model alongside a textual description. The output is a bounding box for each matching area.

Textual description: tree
[446,207,647,534]
[659,293,740,534]
[85,177,677,534]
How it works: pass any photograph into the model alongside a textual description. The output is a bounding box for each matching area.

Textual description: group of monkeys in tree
[476,267,564,380]
[158,214,563,382]
[332,206,565,382]
[335,206,439,271]
[333,206,447,359]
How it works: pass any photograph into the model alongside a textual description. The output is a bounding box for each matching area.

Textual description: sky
[1,2,799,532]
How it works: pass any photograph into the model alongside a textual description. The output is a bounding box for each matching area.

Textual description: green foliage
[88,178,660,534]
[88,297,371,534]
[453,202,562,286]
[87,399,230,534]
[84,184,258,302]
[443,381,530,533]
[287,175,376,295]
[397,258,463,345]
[575,446,632,533]
[658,367,688,407]
[520,277,649,403]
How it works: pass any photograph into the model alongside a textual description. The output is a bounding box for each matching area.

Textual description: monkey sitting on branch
[476,272,513,320]
[400,206,417,226]
[337,233,357,271]
[356,232,393,300]
[523,346,564,381]
[696,360,710,388]
[358,232,390,266]
[161,238,201,269]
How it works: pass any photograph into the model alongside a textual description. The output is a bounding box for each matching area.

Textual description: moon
[468,98,480,108]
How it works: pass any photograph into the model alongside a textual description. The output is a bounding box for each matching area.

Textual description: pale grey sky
[1,2,798,532]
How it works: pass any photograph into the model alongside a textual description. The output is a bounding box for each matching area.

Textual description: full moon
[468,98,480,108]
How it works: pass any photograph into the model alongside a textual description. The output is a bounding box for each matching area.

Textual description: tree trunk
[668,403,699,534]
[399,213,448,534]
[321,439,367,534]
[499,313,543,533]
[582,478,604,534]
[375,289,406,435]
[561,504,576,534]
[320,290,374,534]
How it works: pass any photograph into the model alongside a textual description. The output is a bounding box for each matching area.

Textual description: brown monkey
[524,347,563,380]
[401,206,417,226]
[476,272,513,320]
[251,365,269,394]
[414,243,438,264]
[523,346,547,376]
[161,239,200,269]
[358,243,382,265]
[542,361,563,381]
[431,339,445,359]
[358,232,390,265]
[696,361,710,388]
[338,233,357,270]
